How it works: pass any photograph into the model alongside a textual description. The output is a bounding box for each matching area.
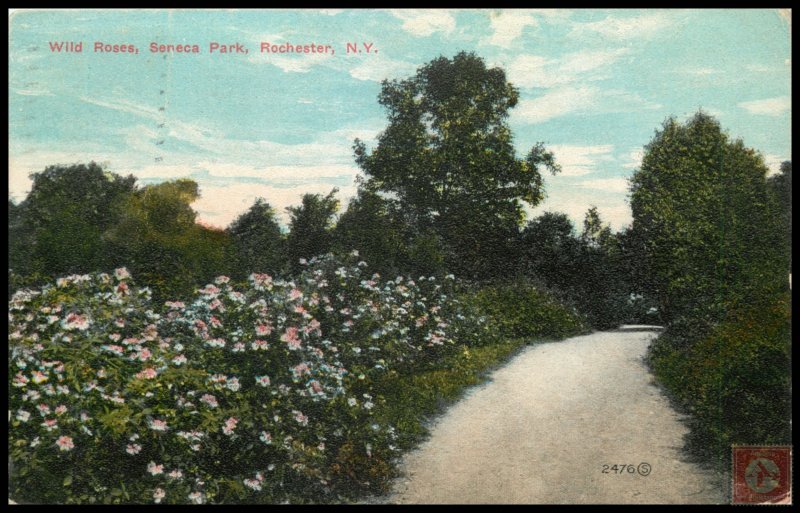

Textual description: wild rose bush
[8,253,488,504]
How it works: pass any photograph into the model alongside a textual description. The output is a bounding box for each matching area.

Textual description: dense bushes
[648,295,791,462]
[630,113,792,469]
[464,281,587,340]
[8,253,587,504]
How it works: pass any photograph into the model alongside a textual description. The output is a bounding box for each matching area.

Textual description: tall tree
[284,189,339,274]
[104,178,231,301]
[333,189,407,276]
[227,198,286,278]
[581,206,614,250]
[767,160,792,274]
[519,212,582,293]
[9,162,137,277]
[353,51,560,279]
[630,112,786,329]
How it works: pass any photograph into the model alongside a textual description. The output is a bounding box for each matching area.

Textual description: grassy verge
[357,337,539,498]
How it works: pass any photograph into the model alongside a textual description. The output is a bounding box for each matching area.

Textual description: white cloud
[621,149,644,170]
[389,9,456,37]
[252,50,337,73]
[513,86,660,124]
[514,86,598,124]
[318,9,344,16]
[738,96,791,116]
[763,154,788,176]
[484,10,540,48]
[482,9,568,48]
[560,48,630,75]
[577,177,630,193]
[503,55,553,86]
[546,144,614,176]
[570,12,674,40]
[529,190,632,231]
[505,48,630,88]
[679,67,722,76]
[349,55,418,82]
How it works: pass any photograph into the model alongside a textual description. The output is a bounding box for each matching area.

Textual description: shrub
[648,294,791,463]
[463,281,587,341]
[7,253,482,504]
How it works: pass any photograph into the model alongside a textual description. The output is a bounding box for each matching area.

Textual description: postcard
[8,9,792,505]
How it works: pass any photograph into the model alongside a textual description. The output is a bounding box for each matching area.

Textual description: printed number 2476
[602,464,637,474]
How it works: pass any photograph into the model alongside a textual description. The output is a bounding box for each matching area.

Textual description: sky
[8,9,792,231]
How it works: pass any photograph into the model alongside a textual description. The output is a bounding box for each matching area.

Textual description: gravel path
[381,328,726,504]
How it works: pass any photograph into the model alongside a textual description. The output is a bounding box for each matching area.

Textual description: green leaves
[630,112,786,326]
[355,52,553,279]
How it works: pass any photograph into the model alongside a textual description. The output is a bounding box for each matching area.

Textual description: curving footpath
[382,327,726,504]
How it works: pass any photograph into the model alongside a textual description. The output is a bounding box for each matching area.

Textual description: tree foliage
[104,178,231,301]
[285,189,339,274]
[767,160,792,272]
[630,112,787,331]
[354,51,560,279]
[227,198,286,278]
[8,162,137,277]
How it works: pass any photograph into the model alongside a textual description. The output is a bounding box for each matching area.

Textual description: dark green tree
[8,162,137,278]
[767,160,792,273]
[332,189,407,277]
[519,212,583,294]
[285,189,339,274]
[353,51,560,279]
[227,198,286,278]
[581,206,614,250]
[630,112,786,331]
[104,178,231,301]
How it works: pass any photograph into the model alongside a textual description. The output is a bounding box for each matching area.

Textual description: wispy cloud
[13,88,53,96]
[738,95,791,116]
[570,12,675,40]
[620,149,644,170]
[504,48,630,89]
[547,144,615,176]
[482,9,568,48]
[250,50,337,73]
[678,66,722,76]
[349,54,418,82]
[390,9,456,37]
[513,86,660,124]
[577,177,630,193]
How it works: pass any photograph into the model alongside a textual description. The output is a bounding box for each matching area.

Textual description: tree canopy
[630,112,787,329]
[284,189,339,274]
[354,51,560,279]
[227,198,286,278]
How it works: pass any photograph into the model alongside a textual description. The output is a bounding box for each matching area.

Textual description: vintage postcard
[8,9,792,505]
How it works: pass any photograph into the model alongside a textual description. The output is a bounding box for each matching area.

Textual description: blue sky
[9,9,792,230]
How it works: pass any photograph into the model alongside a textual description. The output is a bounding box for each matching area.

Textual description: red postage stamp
[732,446,792,505]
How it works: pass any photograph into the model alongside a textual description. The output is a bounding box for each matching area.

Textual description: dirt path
[381,328,726,504]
